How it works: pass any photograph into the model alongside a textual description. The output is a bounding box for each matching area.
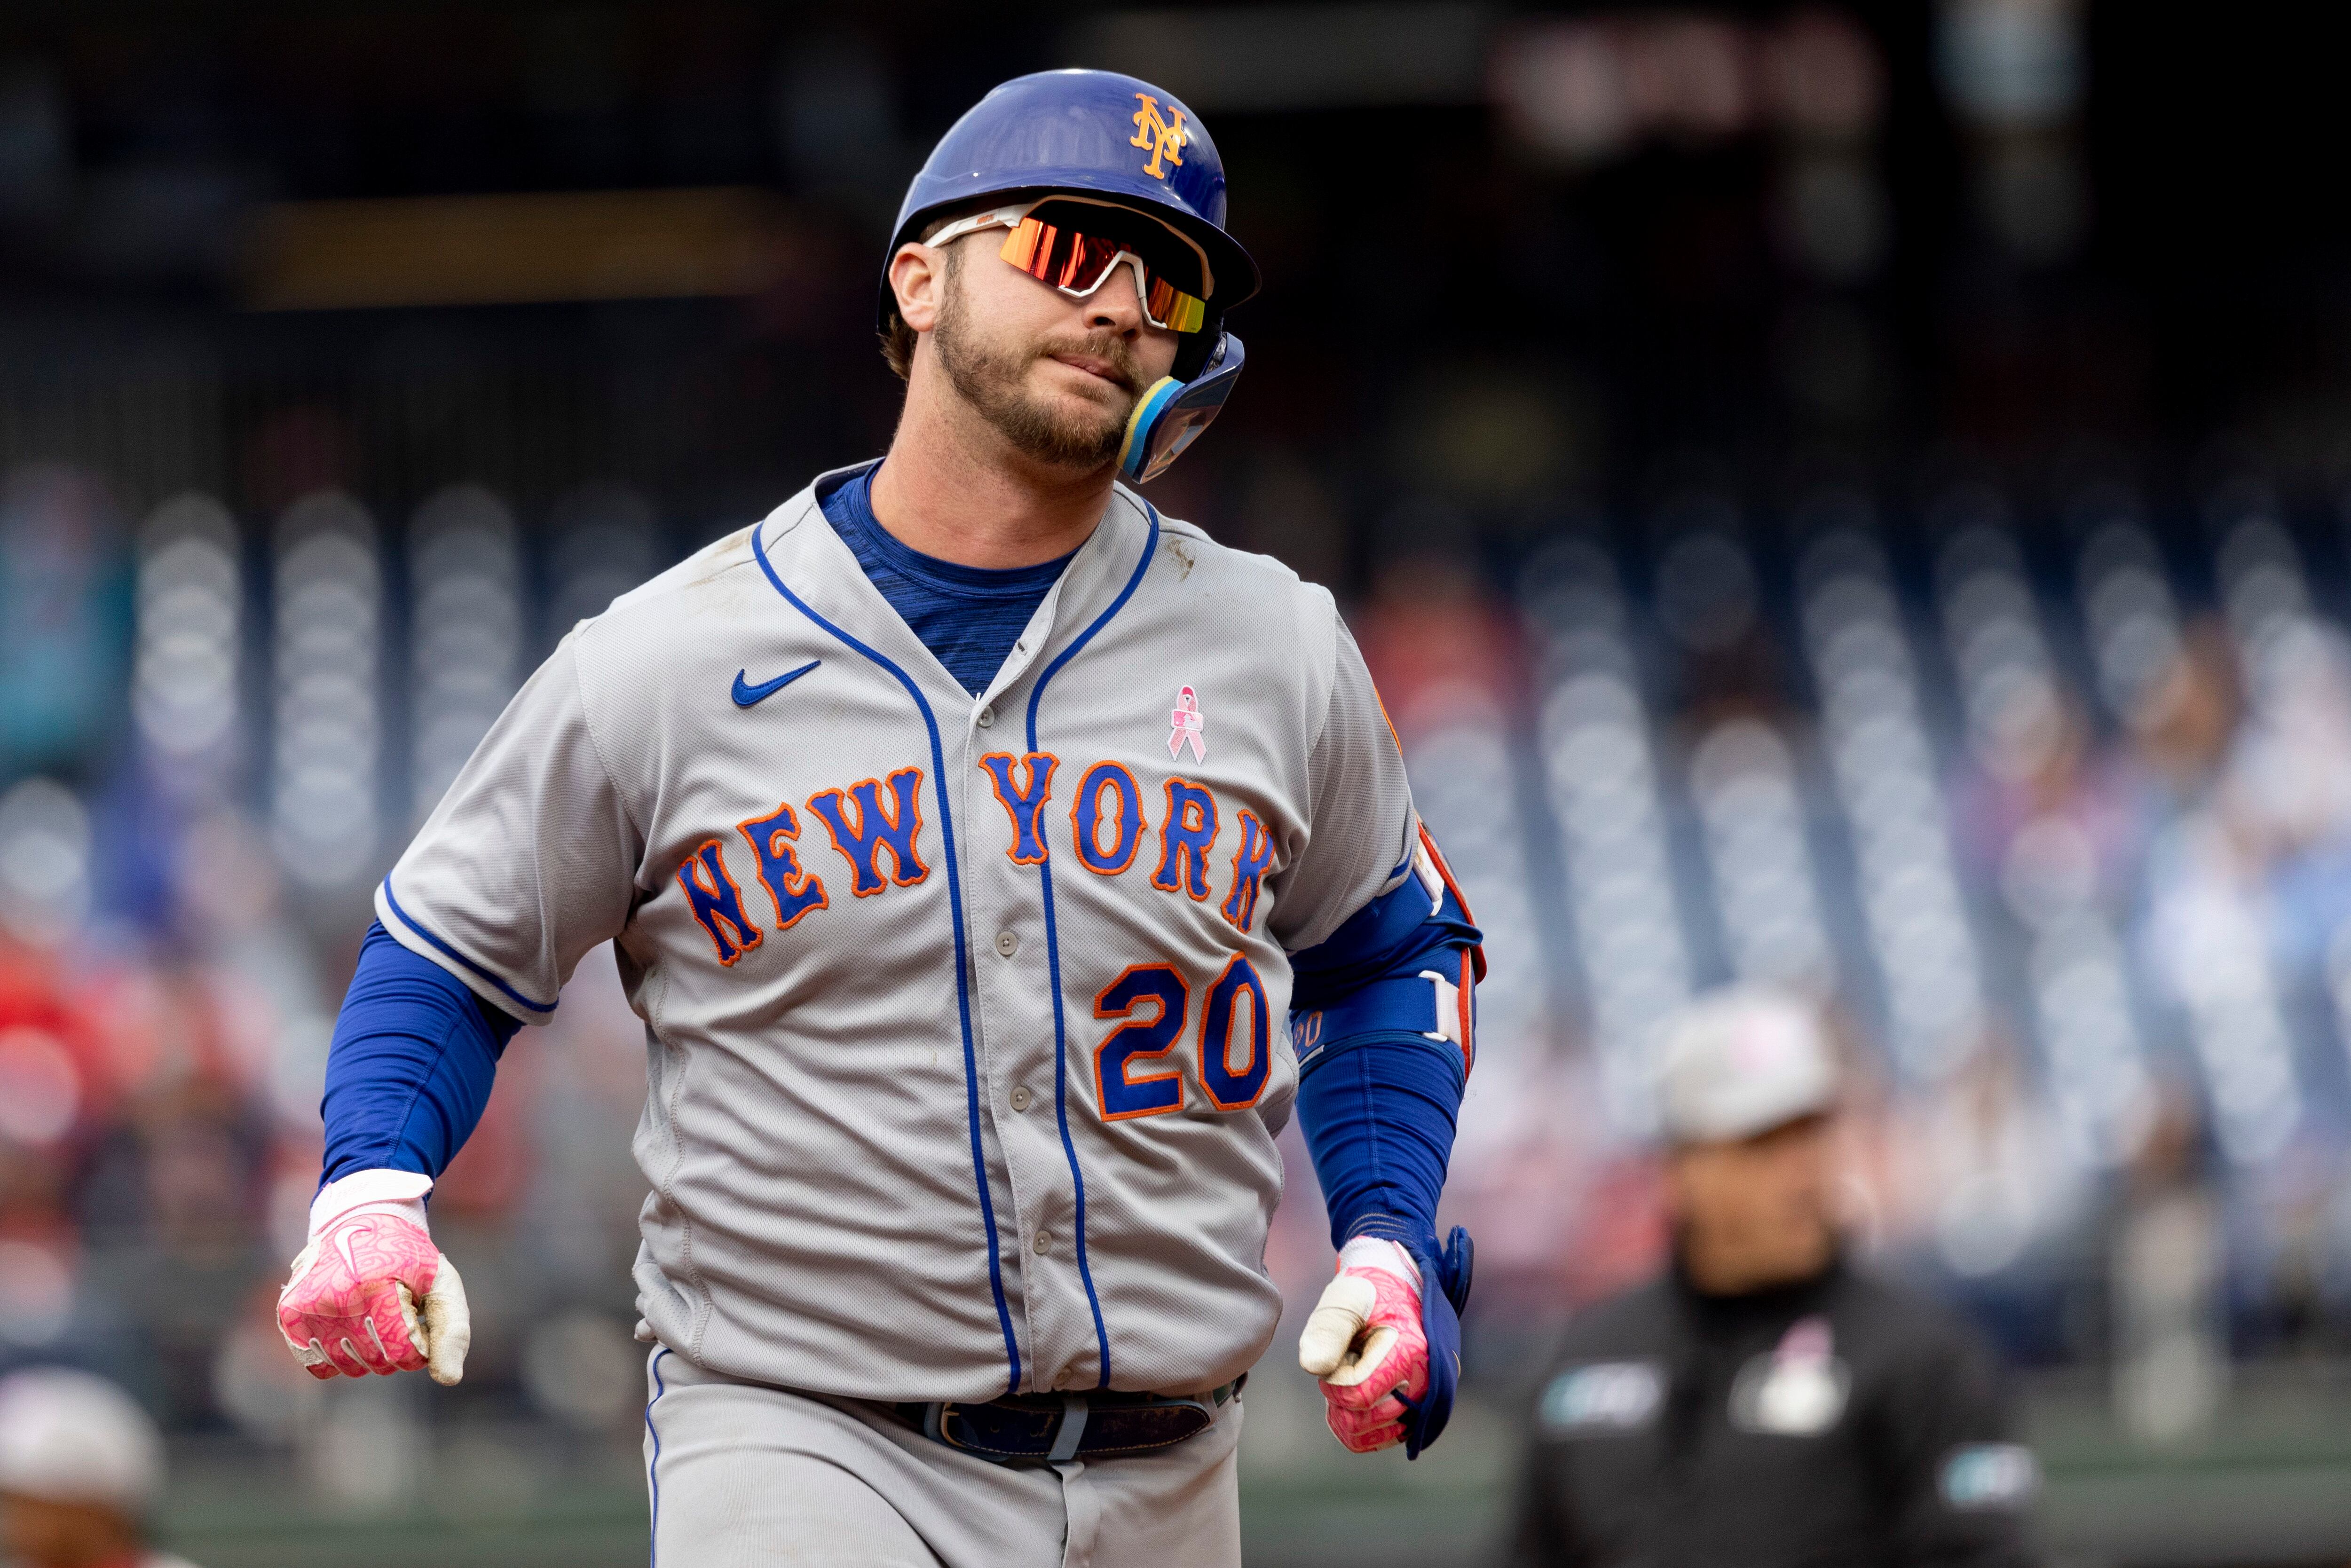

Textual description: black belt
[893,1376,1243,1465]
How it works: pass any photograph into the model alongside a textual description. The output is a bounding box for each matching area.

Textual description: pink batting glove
[1296,1237,1428,1454]
[276,1171,471,1386]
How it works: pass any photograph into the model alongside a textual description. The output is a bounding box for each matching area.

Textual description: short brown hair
[880,312,917,381]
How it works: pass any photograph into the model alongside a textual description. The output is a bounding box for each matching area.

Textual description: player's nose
[1085,277,1144,338]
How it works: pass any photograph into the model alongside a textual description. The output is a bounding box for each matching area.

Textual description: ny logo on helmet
[1128,94,1187,181]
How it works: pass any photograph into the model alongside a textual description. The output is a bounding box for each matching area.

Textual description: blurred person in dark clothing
[2128,618,2239,807]
[1508,989,2039,1568]
[0,1367,197,1568]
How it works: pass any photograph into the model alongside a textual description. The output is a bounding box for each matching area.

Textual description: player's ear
[890,243,950,335]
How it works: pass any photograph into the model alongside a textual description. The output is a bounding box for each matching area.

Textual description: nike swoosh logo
[733,661,820,708]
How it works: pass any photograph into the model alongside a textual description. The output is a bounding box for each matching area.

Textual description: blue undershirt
[816,463,1073,697]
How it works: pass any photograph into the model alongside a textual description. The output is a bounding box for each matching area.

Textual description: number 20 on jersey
[1092,953,1271,1120]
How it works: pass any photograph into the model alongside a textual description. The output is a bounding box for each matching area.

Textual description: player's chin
[1025,395,1131,464]
[1032,366,1133,424]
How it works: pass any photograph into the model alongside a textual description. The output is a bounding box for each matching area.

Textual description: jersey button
[1010,1085,1033,1112]
[995,930,1018,958]
[1033,1232,1051,1254]
[976,704,996,728]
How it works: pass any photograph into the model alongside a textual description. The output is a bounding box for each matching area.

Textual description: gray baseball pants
[642,1348,1244,1568]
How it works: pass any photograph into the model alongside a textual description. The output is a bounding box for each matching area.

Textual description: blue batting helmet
[881,69,1261,331]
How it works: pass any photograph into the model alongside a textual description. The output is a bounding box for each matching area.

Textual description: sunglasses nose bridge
[1060,249,1156,323]
[1108,252,1158,320]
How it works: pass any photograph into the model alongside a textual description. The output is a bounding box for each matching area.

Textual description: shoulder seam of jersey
[1148,509,1314,591]
[1113,481,1307,581]
[567,634,649,851]
[1305,588,1346,759]
[577,497,808,638]
[580,547,766,637]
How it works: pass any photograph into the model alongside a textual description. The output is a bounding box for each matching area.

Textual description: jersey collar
[756,465,1159,716]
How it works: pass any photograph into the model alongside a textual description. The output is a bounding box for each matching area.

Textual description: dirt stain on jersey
[678,535,775,615]
[1162,536,1196,580]
[687,527,758,589]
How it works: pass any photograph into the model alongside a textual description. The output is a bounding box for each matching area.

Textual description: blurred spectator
[2125,618,2240,812]
[1891,1026,2086,1360]
[2134,616,2331,1168]
[0,469,128,783]
[2108,1080,2225,1444]
[1952,674,2138,918]
[0,1365,197,1568]
[1508,988,2038,1568]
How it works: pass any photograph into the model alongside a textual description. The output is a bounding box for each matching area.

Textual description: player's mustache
[1032,332,1142,395]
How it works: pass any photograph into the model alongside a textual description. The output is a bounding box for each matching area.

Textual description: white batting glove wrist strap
[1337,1235,1421,1289]
[309,1169,434,1241]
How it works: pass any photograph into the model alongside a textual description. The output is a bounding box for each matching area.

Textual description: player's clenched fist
[1297,1237,1429,1453]
[277,1208,470,1386]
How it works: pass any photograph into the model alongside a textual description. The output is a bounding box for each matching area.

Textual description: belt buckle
[922,1393,1089,1465]
[1048,1394,1091,1463]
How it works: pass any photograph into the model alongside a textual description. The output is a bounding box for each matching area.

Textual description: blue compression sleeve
[318,922,524,1187]
[1297,1041,1464,1246]
[1291,865,1482,1247]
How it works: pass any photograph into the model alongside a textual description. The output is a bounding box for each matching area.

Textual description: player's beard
[933,253,1143,470]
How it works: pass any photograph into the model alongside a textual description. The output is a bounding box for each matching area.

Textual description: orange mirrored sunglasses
[928,201,1211,334]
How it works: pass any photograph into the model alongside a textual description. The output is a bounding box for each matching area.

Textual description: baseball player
[275,68,1482,1566]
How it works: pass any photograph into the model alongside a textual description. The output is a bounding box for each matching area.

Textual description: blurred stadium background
[2,2,2351,1564]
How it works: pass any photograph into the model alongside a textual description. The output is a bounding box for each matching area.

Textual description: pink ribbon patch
[1168,685,1207,763]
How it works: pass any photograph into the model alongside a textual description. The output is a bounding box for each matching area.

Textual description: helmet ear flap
[1171,320,1223,382]
[1118,332,1245,485]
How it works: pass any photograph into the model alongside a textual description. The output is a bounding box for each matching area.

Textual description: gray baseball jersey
[376,467,1419,1402]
